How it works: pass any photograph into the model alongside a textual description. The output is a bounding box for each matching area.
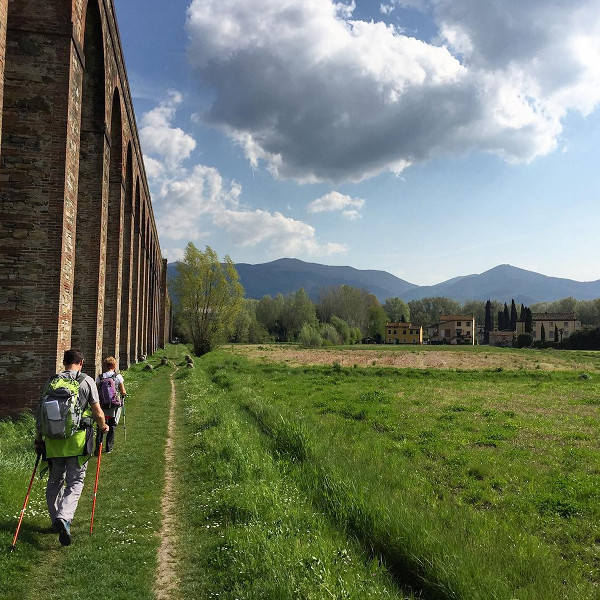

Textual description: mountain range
[168,259,600,305]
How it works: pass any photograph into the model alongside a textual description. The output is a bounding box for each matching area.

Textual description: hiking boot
[54,518,71,546]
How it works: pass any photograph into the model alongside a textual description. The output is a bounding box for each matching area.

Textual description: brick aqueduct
[0,0,171,415]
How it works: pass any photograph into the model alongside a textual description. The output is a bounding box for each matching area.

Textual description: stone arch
[72,0,106,371]
[102,87,124,361]
[119,142,134,368]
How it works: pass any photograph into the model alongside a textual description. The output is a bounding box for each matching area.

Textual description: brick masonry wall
[0,0,169,416]
[0,0,7,148]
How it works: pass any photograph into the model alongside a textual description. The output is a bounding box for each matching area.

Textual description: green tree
[484,299,493,344]
[280,289,317,341]
[256,294,285,340]
[330,315,351,344]
[367,304,389,341]
[317,285,377,333]
[516,333,533,348]
[462,300,486,326]
[498,310,505,331]
[577,299,600,326]
[320,323,341,345]
[383,297,410,323]
[503,303,510,331]
[173,243,244,356]
[298,323,322,348]
[540,323,546,342]
[408,297,462,327]
[510,299,518,331]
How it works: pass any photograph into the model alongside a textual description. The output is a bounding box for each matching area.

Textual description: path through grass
[0,348,180,600]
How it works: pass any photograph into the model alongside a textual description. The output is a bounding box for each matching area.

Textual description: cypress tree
[498,310,504,331]
[484,300,493,344]
[541,323,546,342]
[510,299,517,331]
[503,303,510,331]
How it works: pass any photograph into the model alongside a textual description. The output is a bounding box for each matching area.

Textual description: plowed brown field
[224,344,598,372]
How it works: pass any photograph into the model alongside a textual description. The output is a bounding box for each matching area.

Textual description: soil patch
[155,367,178,599]
[225,345,593,372]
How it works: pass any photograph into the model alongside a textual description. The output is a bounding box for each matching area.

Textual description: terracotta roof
[530,313,578,320]
[439,315,475,320]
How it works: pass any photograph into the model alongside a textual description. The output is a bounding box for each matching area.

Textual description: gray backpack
[37,372,88,439]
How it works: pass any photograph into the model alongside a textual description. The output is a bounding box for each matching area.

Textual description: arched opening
[72,0,106,371]
[119,143,134,368]
[130,178,142,362]
[142,214,151,356]
[102,89,123,360]
[138,200,148,358]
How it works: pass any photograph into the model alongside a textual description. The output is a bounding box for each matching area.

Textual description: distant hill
[234,258,416,301]
[167,259,600,304]
[402,264,600,304]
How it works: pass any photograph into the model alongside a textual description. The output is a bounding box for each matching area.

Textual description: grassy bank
[173,354,412,599]
[2,344,598,599]
[202,348,600,599]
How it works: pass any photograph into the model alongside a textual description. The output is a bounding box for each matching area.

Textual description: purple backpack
[99,373,120,409]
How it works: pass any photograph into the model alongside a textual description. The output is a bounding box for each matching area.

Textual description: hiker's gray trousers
[46,457,89,524]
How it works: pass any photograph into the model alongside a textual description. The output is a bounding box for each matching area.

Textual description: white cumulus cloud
[140,91,197,169]
[185,0,600,183]
[308,191,365,217]
[141,95,346,260]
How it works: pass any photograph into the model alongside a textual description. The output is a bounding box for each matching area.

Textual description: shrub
[320,324,342,346]
[330,316,351,344]
[298,324,322,348]
[516,333,533,348]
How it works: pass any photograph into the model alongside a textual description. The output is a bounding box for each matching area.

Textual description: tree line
[171,244,600,354]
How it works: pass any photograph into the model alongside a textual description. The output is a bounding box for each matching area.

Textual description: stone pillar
[0,0,8,150]
[0,4,80,413]
[119,148,134,369]
[159,258,169,347]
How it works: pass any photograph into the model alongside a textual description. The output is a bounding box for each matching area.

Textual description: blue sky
[115,0,600,286]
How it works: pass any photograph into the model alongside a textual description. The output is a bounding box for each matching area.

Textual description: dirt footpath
[226,344,597,372]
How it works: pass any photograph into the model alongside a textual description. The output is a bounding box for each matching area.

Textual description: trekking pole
[90,429,104,534]
[122,397,126,444]
[11,451,42,552]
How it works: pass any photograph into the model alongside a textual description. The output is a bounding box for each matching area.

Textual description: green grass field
[1,344,599,599]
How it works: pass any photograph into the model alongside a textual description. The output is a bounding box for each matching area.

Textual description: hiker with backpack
[34,348,109,546]
[95,356,126,454]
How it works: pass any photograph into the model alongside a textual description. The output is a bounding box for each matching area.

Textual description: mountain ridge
[167,258,600,304]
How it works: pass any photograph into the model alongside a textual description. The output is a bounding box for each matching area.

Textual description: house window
[549,330,554,339]
[456,321,462,326]
[466,322,471,327]
[549,322,553,327]
[403,330,407,335]
[564,322,569,327]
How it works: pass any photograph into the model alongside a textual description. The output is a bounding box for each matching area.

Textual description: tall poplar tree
[173,243,244,356]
